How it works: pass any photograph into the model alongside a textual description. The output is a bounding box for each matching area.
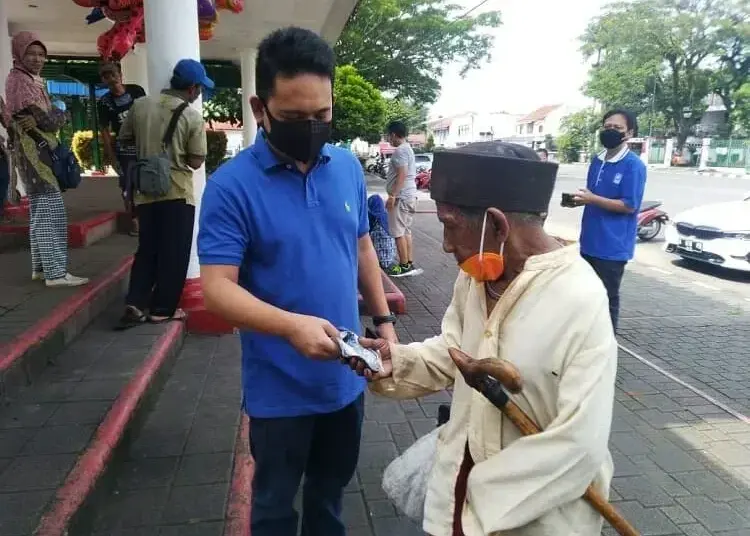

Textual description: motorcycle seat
[640,201,662,211]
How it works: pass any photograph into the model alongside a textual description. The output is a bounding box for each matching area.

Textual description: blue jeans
[583,254,626,331]
[248,394,364,536]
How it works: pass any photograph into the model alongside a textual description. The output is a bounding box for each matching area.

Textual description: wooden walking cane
[447,348,640,536]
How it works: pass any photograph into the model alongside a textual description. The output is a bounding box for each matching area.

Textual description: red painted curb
[180,277,235,334]
[34,321,185,536]
[0,255,134,374]
[68,212,117,248]
[224,413,253,536]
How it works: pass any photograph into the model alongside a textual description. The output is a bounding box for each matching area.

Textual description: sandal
[148,308,188,324]
[114,306,147,331]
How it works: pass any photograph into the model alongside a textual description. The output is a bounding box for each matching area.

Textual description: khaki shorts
[388,197,417,238]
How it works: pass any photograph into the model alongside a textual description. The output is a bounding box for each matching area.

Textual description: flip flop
[148,309,188,324]
[114,306,147,331]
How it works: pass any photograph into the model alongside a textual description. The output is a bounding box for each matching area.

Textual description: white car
[415,153,433,172]
[664,192,750,272]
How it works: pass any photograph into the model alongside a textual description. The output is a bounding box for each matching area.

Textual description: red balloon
[72,0,99,7]
[217,0,243,13]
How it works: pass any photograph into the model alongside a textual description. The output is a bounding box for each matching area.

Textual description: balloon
[217,0,243,13]
[197,0,217,20]
[72,0,99,7]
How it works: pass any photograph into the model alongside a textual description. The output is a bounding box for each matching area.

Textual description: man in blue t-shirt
[197,27,397,536]
[570,109,646,331]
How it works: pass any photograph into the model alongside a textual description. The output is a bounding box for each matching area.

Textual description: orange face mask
[459,211,505,282]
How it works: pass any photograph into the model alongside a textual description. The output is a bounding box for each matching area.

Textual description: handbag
[27,129,82,192]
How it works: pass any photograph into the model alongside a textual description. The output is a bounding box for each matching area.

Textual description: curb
[0,211,118,248]
[33,321,186,536]
[0,255,133,401]
[223,413,253,536]
[358,269,407,315]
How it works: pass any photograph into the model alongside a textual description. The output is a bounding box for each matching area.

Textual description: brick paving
[90,335,241,536]
[0,305,173,536]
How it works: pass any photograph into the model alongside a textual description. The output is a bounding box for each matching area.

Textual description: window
[538,124,544,133]
[526,124,533,134]
[458,125,470,137]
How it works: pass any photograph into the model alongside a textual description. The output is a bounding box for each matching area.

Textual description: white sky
[430,0,609,118]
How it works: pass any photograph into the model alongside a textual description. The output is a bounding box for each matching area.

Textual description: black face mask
[264,106,332,163]
[599,128,625,150]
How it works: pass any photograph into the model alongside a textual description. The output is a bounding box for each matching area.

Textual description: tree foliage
[556,109,600,163]
[384,98,428,133]
[335,0,501,104]
[581,0,749,148]
[203,88,243,127]
[332,65,387,143]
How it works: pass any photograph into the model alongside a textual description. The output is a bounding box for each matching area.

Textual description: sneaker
[32,271,44,281]
[46,273,90,288]
[388,263,423,278]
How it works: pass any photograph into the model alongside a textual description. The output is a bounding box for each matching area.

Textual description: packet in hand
[336,329,383,373]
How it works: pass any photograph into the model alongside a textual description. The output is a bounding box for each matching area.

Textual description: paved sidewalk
[349,214,750,536]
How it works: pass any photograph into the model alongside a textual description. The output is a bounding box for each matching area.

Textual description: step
[0,304,185,536]
[0,235,136,401]
[0,209,118,249]
[84,334,250,536]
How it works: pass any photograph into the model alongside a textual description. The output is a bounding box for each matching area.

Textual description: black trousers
[248,394,365,536]
[0,150,9,218]
[583,254,626,331]
[126,199,194,317]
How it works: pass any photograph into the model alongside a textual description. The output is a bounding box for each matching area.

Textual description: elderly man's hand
[572,188,594,205]
[350,337,393,381]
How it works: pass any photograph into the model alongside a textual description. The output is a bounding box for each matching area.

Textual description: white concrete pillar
[0,0,11,98]
[240,48,257,147]
[699,138,711,170]
[120,45,149,89]
[663,138,674,167]
[144,0,204,279]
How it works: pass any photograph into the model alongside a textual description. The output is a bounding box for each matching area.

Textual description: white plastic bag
[382,425,441,523]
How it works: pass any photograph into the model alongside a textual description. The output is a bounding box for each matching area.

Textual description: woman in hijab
[0,32,88,287]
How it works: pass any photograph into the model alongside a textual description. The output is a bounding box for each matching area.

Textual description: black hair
[99,61,122,75]
[536,148,549,157]
[603,108,638,136]
[387,121,408,139]
[170,75,195,91]
[255,27,335,101]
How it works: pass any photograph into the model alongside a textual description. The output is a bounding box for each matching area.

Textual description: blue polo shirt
[580,148,647,262]
[197,133,368,418]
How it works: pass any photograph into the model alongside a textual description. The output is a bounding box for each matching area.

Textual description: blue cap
[173,59,215,90]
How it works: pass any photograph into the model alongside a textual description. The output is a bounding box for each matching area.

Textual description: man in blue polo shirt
[197,27,396,536]
[572,108,647,331]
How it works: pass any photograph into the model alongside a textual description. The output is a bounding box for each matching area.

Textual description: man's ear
[250,96,265,126]
[486,207,510,243]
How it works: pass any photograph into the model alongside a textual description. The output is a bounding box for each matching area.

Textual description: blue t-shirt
[198,134,368,418]
[580,149,647,262]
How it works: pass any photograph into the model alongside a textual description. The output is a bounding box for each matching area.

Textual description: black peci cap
[430,141,558,213]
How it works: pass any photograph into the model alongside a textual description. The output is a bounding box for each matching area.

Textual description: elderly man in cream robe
[353,141,618,536]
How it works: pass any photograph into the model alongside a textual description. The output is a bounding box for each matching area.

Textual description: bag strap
[26,128,59,162]
[162,102,190,149]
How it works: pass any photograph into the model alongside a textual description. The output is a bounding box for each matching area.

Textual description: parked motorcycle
[416,169,431,190]
[637,201,669,241]
[366,155,387,178]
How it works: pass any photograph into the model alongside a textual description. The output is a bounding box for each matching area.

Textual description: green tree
[425,133,435,151]
[732,82,750,134]
[332,65,387,143]
[555,109,599,163]
[712,3,750,134]
[335,0,501,104]
[203,88,243,127]
[384,98,428,133]
[581,0,745,149]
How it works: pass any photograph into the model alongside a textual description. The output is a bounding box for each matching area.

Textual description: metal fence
[648,140,666,164]
[706,139,750,169]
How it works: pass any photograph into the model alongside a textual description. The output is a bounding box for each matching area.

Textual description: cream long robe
[371,244,618,536]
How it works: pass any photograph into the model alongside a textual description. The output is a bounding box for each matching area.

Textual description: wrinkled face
[23,43,46,75]
[602,113,632,140]
[101,69,122,89]
[437,203,491,265]
[251,73,332,128]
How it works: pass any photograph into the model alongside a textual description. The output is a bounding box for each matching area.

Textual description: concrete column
[240,48,257,147]
[143,0,204,280]
[0,0,11,99]
[663,138,674,167]
[120,45,149,89]
[699,138,711,170]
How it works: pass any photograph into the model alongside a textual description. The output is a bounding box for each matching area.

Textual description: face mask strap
[479,211,488,261]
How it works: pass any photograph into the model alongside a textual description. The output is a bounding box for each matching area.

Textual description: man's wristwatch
[372,312,397,327]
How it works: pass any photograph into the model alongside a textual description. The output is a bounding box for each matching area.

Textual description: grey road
[366,165,750,299]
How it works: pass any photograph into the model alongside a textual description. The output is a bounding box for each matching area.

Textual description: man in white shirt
[352,141,618,536]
